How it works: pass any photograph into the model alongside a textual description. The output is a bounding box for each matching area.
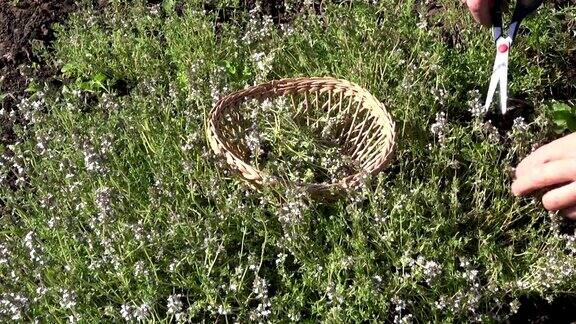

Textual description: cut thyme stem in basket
[241,97,361,185]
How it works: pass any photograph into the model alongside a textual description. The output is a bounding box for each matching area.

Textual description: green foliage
[1,0,575,322]
[551,101,576,133]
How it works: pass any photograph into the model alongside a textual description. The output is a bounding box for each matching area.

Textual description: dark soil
[509,294,576,323]
[0,0,77,147]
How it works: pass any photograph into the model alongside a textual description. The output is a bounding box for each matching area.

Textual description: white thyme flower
[47,216,60,229]
[166,294,183,315]
[253,276,269,299]
[241,8,274,45]
[482,120,500,143]
[83,140,107,174]
[181,131,202,153]
[16,94,44,123]
[67,314,79,324]
[36,286,47,296]
[467,90,486,117]
[95,186,112,220]
[416,256,443,284]
[511,117,529,135]
[391,296,406,313]
[134,261,149,278]
[251,52,275,82]
[261,98,274,111]
[35,134,49,155]
[33,286,48,303]
[430,112,448,144]
[99,134,114,154]
[217,304,231,315]
[341,256,354,269]
[59,289,77,309]
[278,188,308,226]
[280,23,295,36]
[394,313,414,324]
[134,303,151,321]
[288,310,301,321]
[249,298,272,322]
[435,295,447,310]
[175,311,187,323]
[0,243,10,265]
[0,293,29,320]
[566,234,576,255]
[120,303,133,321]
[278,200,306,225]
[211,85,221,103]
[23,231,44,265]
[509,299,520,314]
[431,87,448,105]
[462,269,479,282]
[325,282,344,305]
[275,252,287,266]
[245,123,263,158]
[168,259,179,273]
[416,12,428,30]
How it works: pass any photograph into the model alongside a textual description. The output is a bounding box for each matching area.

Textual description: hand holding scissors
[483,0,544,114]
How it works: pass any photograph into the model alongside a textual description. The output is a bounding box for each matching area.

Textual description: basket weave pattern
[206,77,395,198]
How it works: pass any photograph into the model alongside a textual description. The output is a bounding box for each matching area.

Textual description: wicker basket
[206,77,395,199]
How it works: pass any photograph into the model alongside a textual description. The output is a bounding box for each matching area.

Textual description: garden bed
[1,0,575,322]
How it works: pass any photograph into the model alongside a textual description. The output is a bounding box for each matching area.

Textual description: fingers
[561,205,576,220]
[516,133,576,178]
[512,158,576,196]
[513,133,576,220]
[542,182,576,211]
[466,0,496,26]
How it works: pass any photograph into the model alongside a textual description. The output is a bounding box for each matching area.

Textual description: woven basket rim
[206,76,396,198]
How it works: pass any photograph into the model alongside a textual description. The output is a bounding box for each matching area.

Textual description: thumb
[466,0,496,26]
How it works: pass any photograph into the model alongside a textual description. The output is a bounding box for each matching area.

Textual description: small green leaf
[25,83,40,94]
[552,102,572,112]
[243,65,252,77]
[77,80,94,92]
[176,70,189,88]
[550,101,576,133]
[225,61,237,75]
[567,116,576,131]
[92,72,108,85]
[61,63,77,76]
[162,0,175,14]
[552,110,573,122]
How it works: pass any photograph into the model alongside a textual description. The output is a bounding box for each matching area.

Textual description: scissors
[484,0,544,114]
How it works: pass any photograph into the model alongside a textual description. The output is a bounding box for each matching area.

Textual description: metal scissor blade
[499,69,508,114]
[496,37,511,114]
[484,69,500,112]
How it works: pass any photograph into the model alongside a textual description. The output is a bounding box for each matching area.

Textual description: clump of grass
[237,97,360,185]
[0,0,575,322]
